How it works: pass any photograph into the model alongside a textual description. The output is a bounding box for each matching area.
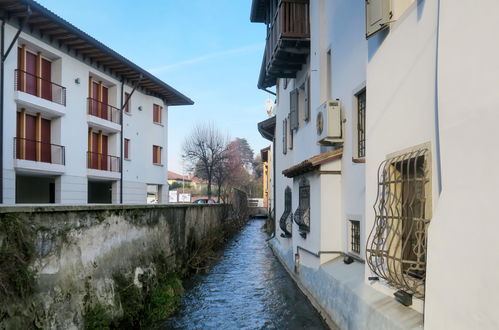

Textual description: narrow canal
[164,219,328,329]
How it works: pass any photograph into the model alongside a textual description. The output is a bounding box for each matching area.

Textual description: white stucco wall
[424,1,499,328]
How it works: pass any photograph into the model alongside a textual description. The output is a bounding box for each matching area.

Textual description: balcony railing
[14,137,65,165]
[87,97,121,125]
[15,69,66,106]
[87,151,120,172]
[264,0,310,72]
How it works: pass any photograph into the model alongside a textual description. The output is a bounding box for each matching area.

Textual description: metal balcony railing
[14,137,65,165]
[87,151,120,172]
[87,97,121,125]
[15,69,66,106]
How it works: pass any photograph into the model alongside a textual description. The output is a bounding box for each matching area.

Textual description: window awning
[282,149,343,178]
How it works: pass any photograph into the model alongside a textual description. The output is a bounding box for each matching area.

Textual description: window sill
[124,158,131,161]
[124,111,132,116]
[153,163,164,167]
[352,157,365,164]
[153,122,164,127]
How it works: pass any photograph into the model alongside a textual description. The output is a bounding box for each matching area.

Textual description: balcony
[87,151,121,180]
[13,137,65,174]
[14,69,67,117]
[87,98,121,133]
[259,0,310,88]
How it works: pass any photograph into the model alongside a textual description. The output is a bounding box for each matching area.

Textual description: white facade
[254,0,499,329]
[1,2,191,205]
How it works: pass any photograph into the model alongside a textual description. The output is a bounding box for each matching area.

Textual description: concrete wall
[0,204,235,329]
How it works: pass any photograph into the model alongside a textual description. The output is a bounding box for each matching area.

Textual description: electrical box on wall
[316,100,343,145]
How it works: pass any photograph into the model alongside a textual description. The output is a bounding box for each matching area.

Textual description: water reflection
[164,220,328,330]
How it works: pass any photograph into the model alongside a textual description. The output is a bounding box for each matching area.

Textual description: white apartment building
[255,0,499,329]
[0,0,192,205]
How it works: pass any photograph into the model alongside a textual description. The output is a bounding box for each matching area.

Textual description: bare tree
[182,123,228,199]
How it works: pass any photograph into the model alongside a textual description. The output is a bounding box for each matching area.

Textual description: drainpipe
[434,0,442,194]
[119,75,142,204]
[0,7,31,204]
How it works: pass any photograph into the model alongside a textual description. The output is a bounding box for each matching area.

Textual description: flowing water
[164,219,329,330]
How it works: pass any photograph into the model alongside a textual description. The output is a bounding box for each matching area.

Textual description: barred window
[357,89,366,158]
[366,147,431,299]
[282,118,287,155]
[294,178,310,238]
[279,187,292,238]
[350,220,360,254]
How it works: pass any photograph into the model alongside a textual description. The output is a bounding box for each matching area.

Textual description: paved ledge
[0,203,225,214]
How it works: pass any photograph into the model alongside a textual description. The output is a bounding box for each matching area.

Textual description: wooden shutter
[304,77,310,122]
[101,86,109,120]
[124,93,130,113]
[41,58,52,101]
[153,104,161,123]
[124,139,130,159]
[282,119,287,155]
[25,114,36,161]
[40,118,51,163]
[290,89,299,130]
[25,51,37,95]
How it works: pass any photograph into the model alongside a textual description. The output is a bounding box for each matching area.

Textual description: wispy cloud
[148,43,264,74]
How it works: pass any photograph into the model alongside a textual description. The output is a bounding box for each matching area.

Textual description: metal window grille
[282,118,287,155]
[350,220,360,254]
[366,147,431,299]
[279,187,292,237]
[294,178,310,237]
[357,89,366,158]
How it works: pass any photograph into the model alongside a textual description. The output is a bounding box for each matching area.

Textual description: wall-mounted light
[138,106,143,111]
[75,78,80,84]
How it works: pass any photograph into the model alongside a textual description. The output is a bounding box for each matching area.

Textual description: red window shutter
[124,93,130,113]
[25,51,37,95]
[153,104,161,123]
[124,139,129,159]
[153,146,157,163]
[41,58,52,101]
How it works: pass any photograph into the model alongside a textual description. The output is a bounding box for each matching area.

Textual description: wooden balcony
[258,0,310,88]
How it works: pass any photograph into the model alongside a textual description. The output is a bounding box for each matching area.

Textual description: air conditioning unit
[316,100,343,145]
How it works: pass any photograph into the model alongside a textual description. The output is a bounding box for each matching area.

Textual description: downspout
[0,7,31,204]
[119,80,124,203]
[119,75,142,204]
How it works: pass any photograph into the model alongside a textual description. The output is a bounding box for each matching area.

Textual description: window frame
[152,145,162,165]
[153,103,162,124]
[124,92,131,114]
[124,138,130,160]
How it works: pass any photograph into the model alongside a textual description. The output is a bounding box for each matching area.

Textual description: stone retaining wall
[0,204,240,329]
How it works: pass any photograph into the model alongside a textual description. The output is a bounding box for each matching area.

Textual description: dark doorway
[16,174,56,203]
[88,180,112,203]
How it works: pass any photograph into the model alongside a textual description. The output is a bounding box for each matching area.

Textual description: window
[287,114,293,150]
[302,77,310,122]
[153,104,162,124]
[290,89,299,130]
[357,89,366,158]
[282,118,287,155]
[366,146,431,299]
[124,138,130,159]
[124,92,131,113]
[279,187,292,238]
[153,145,162,165]
[294,177,310,238]
[350,220,361,254]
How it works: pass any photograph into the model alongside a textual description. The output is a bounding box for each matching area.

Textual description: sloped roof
[282,149,343,178]
[0,0,193,105]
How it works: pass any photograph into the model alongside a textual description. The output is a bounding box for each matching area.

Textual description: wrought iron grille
[366,147,431,299]
[279,187,292,237]
[357,89,366,158]
[293,178,310,236]
[350,220,360,254]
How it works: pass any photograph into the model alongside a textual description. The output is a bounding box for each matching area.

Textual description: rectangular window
[153,104,162,124]
[366,146,431,298]
[124,138,130,159]
[350,220,360,254]
[282,118,287,155]
[357,89,366,158]
[290,89,299,130]
[124,92,131,113]
[153,145,162,164]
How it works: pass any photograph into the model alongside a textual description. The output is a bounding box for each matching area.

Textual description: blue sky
[37,0,273,174]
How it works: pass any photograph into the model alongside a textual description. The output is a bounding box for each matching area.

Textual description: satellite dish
[265,98,275,116]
